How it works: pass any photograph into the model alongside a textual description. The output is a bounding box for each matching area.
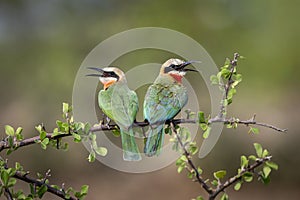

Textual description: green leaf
[195,196,204,200]
[266,161,279,170]
[177,165,184,173]
[232,73,242,83]
[234,181,242,191]
[253,143,263,157]
[7,178,17,187]
[42,138,49,145]
[73,133,81,143]
[261,175,271,184]
[213,170,227,180]
[210,75,219,85]
[249,127,259,134]
[262,149,269,157]
[240,155,248,168]
[111,129,120,137]
[5,125,15,136]
[211,180,218,186]
[1,170,9,186]
[243,172,253,182]
[15,127,23,136]
[62,102,69,114]
[94,147,108,156]
[263,166,272,178]
[37,185,48,198]
[199,123,208,131]
[40,131,47,140]
[198,111,205,123]
[80,185,89,195]
[197,167,203,175]
[88,151,96,162]
[203,126,211,139]
[189,145,198,155]
[248,155,257,161]
[220,193,229,200]
[227,88,236,99]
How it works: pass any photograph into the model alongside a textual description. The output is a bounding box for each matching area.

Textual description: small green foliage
[253,143,263,158]
[164,126,172,135]
[37,185,48,198]
[211,180,218,187]
[220,193,229,200]
[74,185,89,200]
[263,166,271,178]
[112,129,121,137]
[88,150,96,162]
[192,196,204,200]
[234,181,242,191]
[248,127,259,134]
[240,155,248,168]
[210,74,219,85]
[5,125,15,137]
[266,161,278,170]
[202,126,211,139]
[243,172,253,182]
[94,147,108,157]
[198,111,206,123]
[188,142,198,155]
[176,155,187,174]
[213,170,227,180]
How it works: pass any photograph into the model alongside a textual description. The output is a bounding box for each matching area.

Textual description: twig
[218,53,239,118]
[13,171,77,200]
[209,156,272,200]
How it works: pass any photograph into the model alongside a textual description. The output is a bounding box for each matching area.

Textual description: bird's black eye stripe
[102,71,119,80]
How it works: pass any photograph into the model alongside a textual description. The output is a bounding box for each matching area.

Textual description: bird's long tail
[144,124,164,157]
[120,128,141,161]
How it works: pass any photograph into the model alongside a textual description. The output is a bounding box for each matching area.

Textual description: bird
[143,58,197,156]
[87,67,141,161]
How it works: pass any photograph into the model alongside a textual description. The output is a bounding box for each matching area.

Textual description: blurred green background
[0,0,299,199]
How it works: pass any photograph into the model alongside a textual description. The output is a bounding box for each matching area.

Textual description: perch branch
[209,156,272,199]
[13,170,77,200]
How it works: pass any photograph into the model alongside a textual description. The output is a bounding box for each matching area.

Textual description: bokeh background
[0,0,299,199]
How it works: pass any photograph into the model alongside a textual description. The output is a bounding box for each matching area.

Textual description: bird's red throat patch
[170,73,183,83]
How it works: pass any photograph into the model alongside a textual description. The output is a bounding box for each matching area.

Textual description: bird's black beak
[179,60,200,72]
[86,67,104,77]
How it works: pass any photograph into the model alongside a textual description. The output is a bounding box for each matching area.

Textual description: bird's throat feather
[169,73,183,83]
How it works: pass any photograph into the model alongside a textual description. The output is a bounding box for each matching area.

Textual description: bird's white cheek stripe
[99,77,117,84]
[169,71,186,76]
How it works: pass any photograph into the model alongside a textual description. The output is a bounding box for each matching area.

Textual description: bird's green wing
[143,83,187,124]
[100,83,138,128]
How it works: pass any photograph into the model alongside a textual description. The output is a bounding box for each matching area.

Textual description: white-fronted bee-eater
[87,67,141,161]
[143,59,197,156]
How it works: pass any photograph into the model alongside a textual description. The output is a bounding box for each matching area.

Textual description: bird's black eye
[169,64,175,68]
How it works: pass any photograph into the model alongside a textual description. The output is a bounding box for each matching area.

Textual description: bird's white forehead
[171,58,185,65]
[164,58,185,66]
[102,67,115,72]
